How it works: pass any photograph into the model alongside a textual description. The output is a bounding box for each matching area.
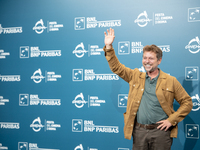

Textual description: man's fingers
[107,29,110,35]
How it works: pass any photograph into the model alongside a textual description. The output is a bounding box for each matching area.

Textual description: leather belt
[136,122,160,130]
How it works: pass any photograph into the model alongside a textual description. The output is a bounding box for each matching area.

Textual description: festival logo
[72,93,105,108]
[0,143,8,150]
[74,144,98,150]
[185,36,200,54]
[134,11,173,27]
[191,94,200,111]
[31,68,61,83]
[134,11,152,27]
[0,96,9,105]
[74,144,84,150]
[30,117,61,132]
[30,117,44,132]
[0,49,10,59]
[73,42,104,58]
[33,19,63,34]
[31,69,45,83]
[73,43,88,58]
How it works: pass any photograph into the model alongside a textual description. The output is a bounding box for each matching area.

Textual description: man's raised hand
[104,28,115,49]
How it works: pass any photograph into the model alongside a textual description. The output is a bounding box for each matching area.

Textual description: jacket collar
[139,68,167,90]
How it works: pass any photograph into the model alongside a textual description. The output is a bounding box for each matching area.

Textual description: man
[103,28,192,150]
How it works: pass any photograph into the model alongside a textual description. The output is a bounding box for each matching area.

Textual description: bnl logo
[186,124,199,139]
[118,94,128,107]
[75,17,85,30]
[19,94,29,106]
[20,46,29,58]
[188,7,200,22]
[18,142,28,150]
[72,119,83,132]
[73,69,83,81]
[118,42,130,55]
[185,67,199,81]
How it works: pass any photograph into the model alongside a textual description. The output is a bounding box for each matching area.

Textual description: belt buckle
[144,124,147,129]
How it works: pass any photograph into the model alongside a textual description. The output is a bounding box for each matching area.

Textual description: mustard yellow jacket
[103,46,193,140]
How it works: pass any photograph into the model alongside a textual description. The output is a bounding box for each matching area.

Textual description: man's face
[142,51,162,73]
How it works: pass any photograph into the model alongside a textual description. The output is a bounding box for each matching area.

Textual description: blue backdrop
[0,0,200,150]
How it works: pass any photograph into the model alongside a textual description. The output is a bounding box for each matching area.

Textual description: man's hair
[143,44,162,60]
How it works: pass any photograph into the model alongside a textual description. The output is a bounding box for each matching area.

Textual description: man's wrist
[106,44,112,49]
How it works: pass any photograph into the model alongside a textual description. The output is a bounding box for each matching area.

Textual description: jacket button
[141,89,144,91]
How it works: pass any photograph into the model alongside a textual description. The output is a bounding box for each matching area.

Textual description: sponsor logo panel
[74,17,121,30]
[30,117,61,132]
[0,143,8,150]
[118,41,170,55]
[72,93,105,108]
[72,69,119,81]
[72,119,119,134]
[185,36,200,54]
[31,68,61,83]
[20,46,61,58]
[191,94,200,111]
[0,96,9,105]
[73,43,104,58]
[0,24,22,34]
[33,19,63,34]
[0,49,10,59]
[18,142,59,150]
[0,74,20,82]
[134,11,173,27]
[0,122,20,129]
[19,94,61,106]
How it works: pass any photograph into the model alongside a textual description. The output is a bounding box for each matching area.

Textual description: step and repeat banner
[0,0,200,150]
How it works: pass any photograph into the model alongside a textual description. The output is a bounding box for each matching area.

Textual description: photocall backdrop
[0,0,200,150]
